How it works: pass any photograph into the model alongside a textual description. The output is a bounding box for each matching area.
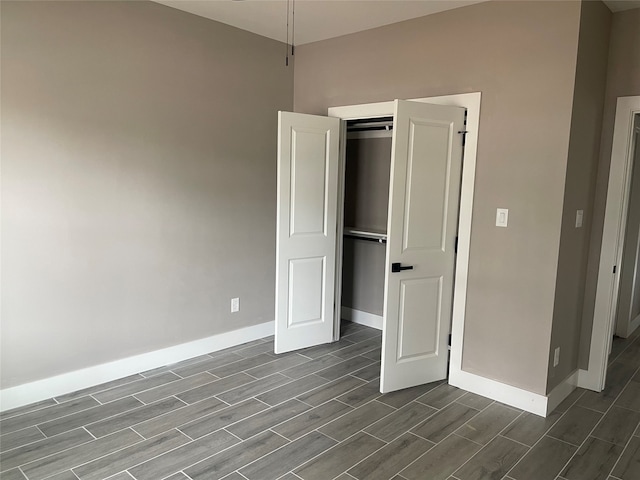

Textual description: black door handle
[392,262,414,273]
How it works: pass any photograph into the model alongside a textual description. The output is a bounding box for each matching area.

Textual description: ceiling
[154,0,640,46]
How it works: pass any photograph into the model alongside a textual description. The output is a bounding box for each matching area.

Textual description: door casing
[585,96,640,392]
[328,92,481,388]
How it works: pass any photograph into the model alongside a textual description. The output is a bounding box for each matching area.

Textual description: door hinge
[454,236,459,253]
[458,130,468,147]
[613,265,617,274]
[448,334,452,346]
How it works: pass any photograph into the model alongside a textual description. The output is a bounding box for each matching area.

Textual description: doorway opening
[613,113,640,340]
[586,96,640,393]
[339,117,392,336]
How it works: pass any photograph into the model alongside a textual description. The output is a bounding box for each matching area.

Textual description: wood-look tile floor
[2,322,640,480]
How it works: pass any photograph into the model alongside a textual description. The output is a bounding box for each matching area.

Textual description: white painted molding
[577,368,600,391]
[451,365,579,417]
[0,321,275,412]
[341,307,383,330]
[546,370,578,415]
[329,100,395,120]
[439,93,481,393]
[586,96,640,392]
[449,368,548,417]
[629,313,640,337]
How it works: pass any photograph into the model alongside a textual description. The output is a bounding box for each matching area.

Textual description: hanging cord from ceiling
[285,0,295,66]
[285,0,289,66]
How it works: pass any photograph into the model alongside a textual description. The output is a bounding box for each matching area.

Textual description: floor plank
[128,430,239,480]
[400,433,482,480]
[453,435,528,480]
[294,431,384,480]
[560,437,623,480]
[185,430,289,480]
[240,431,337,480]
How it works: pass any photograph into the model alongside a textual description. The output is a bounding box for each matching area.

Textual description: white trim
[448,369,549,417]
[577,368,595,391]
[546,370,578,415]
[333,120,348,342]
[341,307,383,330]
[0,321,275,412]
[585,96,640,392]
[329,100,395,120]
[629,313,640,337]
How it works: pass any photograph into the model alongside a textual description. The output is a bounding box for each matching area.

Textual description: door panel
[398,277,441,360]
[403,121,451,252]
[288,257,325,327]
[275,112,341,354]
[381,100,465,393]
[290,129,331,236]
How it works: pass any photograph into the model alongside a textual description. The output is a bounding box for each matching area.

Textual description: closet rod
[347,123,393,132]
[343,228,387,244]
[346,118,393,132]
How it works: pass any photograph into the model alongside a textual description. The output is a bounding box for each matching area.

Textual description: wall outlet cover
[496,208,509,227]
[231,297,240,313]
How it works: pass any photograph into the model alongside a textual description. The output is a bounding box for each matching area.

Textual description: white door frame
[328,92,481,380]
[583,95,640,391]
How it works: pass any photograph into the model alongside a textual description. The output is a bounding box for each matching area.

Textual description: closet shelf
[344,228,387,243]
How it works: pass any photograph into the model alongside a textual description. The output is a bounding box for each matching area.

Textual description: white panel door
[381,100,465,393]
[275,112,341,354]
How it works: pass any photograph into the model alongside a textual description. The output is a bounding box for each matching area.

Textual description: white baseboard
[449,366,580,417]
[577,367,603,392]
[546,370,578,415]
[629,313,640,336]
[341,307,383,330]
[0,321,275,412]
[449,368,549,417]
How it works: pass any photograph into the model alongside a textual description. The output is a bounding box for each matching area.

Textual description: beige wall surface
[294,0,581,394]
[547,0,611,392]
[580,7,640,365]
[0,1,293,388]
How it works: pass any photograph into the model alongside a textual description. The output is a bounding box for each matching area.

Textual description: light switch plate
[496,208,509,227]
[576,210,584,228]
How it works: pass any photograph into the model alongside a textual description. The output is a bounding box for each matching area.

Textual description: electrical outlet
[231,297,240,313]
[553,347,560,367]
[576,209,584,228]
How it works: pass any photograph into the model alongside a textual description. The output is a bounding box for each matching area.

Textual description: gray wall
[0,1,293,388]
[342,239,386,316]
[294,0,581,394]
[547,0,611,392]
[580,7,640,365]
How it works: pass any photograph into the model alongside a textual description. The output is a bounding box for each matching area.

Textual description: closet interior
[340,117,393,337]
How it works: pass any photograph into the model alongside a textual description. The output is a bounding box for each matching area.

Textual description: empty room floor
[1,322,640,480]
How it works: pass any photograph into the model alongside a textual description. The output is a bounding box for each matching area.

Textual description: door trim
[328,91,480,391]
[583,96,640,391]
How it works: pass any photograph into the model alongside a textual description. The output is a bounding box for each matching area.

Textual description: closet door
[275,112,341,354]
[381,100,465,392]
